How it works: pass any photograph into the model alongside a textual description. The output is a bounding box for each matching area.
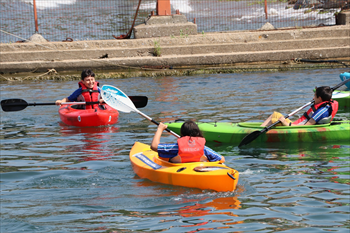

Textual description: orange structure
[157,0,171,15]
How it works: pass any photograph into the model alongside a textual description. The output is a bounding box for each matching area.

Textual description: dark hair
[180,120,203,137]
[81,69,95,80]
[315,86,332,101]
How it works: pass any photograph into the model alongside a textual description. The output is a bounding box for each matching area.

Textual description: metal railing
[0,0,345,43]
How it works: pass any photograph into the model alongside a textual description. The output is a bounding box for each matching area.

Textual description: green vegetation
[153,40,161,57]
[179,29,189,38]
[247,0,288,6]
[318,10,330,14]
[304,9,316,14]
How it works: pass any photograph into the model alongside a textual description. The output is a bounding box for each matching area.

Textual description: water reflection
[59,123,119,161]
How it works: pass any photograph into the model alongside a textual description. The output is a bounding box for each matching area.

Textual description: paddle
[238,78,350,148]
[1,96,148,112]
[101,85,180,138]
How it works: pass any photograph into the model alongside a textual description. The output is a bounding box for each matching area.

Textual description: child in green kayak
[55,69,104,109]
[151,120,225,163]
[261,86,338,127]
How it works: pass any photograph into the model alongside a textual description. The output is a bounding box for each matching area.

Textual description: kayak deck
[129,142,239,192]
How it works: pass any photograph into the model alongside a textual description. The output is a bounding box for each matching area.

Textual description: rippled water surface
[1,68,349,232]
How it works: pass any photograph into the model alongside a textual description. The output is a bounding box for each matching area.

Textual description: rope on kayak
[294,58,349,68]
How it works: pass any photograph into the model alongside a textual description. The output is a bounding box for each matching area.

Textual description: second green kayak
[165,120,350,145]
[332,90,350,108]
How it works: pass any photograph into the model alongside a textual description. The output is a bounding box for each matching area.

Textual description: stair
[0,25,349,74]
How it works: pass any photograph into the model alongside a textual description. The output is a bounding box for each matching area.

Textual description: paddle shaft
[1,96,147,112]
[100,85,180,138]
[28,102,99,106]
[265,100,314,130]
[136,109,181,138]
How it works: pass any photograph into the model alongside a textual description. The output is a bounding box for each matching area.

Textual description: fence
[0,0,345,43]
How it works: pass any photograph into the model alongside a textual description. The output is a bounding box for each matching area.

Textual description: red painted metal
[33,0,39,32]
[157,0,171,16]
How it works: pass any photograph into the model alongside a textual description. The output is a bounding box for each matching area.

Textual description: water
[1,68,350,232]
[1,0,339,43]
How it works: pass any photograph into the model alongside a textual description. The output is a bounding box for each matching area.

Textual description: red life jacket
[293,100,338,125]
[177,136,206,163]
[78,81,100,109]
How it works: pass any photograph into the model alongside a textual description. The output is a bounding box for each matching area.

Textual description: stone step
[1,26,348,53]
[1,37,349,62]
[1,25,349,74]
[1,46,349,73]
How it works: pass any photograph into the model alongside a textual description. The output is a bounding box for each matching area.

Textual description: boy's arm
[55,97,69,105]
[150,123,168,152]
[204,146,225,163]
[305,118,316,125]
[307,105,330,125]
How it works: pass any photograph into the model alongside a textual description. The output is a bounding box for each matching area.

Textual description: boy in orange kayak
[261,86,338,127]
[55,69,104,109]
[151,120,225,163]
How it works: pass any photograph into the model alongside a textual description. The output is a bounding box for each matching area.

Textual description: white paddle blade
[101,85,136,113]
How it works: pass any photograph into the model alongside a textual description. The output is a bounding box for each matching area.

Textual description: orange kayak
[129,142,239,192]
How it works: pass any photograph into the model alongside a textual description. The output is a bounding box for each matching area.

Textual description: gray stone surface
[259,22,276,30]
[134,22,197,39]
[145,15,189,25]
[0,25,349,75]
[134,15,197,39]
[27,33,48,43]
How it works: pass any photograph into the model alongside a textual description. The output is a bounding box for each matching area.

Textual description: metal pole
[33,0,39,32]
[265,0,268,19]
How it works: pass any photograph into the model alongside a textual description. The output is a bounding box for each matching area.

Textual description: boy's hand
[158,122,168,131]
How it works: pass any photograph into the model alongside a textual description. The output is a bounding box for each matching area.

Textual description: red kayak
[59,104,119,127]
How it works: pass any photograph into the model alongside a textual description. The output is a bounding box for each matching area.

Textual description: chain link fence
[0,0,346,43]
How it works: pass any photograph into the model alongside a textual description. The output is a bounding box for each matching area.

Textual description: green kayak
[165,120,350,145]
[332,90,350,108]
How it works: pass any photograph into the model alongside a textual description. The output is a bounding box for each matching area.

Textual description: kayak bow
[59,104,119,127]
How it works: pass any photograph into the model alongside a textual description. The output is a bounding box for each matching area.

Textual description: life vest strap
[303,112,310,121]
[81,89,99,93]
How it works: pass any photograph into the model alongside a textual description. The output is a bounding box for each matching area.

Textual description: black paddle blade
[129,96,148,108]
[238,130,263,148]
[1,99,28,112]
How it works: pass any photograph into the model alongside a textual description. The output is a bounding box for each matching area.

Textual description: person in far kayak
[55,69,104,109]
[261,86,338,127]
[151,120,225,163]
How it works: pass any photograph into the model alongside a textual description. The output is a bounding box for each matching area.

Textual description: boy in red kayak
[55,69,104,109]
[151,120,225,163]
[261,86,338,127]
